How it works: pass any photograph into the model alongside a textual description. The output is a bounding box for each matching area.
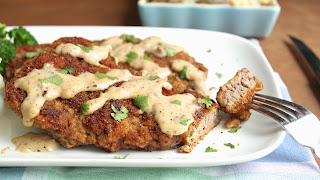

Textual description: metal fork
[246,93,320,159]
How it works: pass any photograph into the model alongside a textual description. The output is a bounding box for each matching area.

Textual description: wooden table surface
[1,0,319,166]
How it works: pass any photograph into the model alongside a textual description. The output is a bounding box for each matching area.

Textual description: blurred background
[0,0,141,26]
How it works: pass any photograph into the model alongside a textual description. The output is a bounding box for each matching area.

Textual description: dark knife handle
[289,36,320,88]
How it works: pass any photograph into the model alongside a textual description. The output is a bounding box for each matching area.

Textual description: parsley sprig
[133,96,148,110]
[224,143,235,149]
[197,98,213,110]
[165,47,177,57]
[81,103,90,115]
[215,72,223,79]
[149,76,158,80]
[114,154,129,159]
[180,118,190,126]
[143,55,153,61]
[75,44,93,53]
[111,104,129,122]
[120,34,137,42]
[95,72,118,80]
[205,147,217,152]
[59,67,74,74]
[228,126,242,133]
[126,52,138,63]
[171,100,181,105]
[25,48,45,58]
[179,66,188,79]
[38,75,64,85]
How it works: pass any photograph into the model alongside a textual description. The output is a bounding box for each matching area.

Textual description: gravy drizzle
[15,63,132,127]
[85,77,199,135]
[12,132,59,153]
[55,43,111,67]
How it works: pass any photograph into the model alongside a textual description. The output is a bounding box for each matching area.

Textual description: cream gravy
[55,43,111,67]
[12,132,59,153]
[171,60,211,97]
[85,77,199,135]
[101,36,186,79]
[15,63,133,127]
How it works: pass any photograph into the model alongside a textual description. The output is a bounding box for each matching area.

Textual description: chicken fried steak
[4,36,220,153]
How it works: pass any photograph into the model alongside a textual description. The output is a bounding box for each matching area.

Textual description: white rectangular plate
[0,26,285,167]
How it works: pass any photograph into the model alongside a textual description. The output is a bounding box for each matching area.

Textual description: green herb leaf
[81,103,90,115]
[143,55,153,61]
[149,76,158,80]
[210,86,216,90]
[111,104,129,122]
[171,100,181,105]
[165,47,177,57]
[126,52,138,63]
[216,72,223,79]
[0,38,16,75]
[95,72,118,80]
[180,118,190,126]
[8,26,38,47]
[207,49,212,53]
[224,143,235,149]
[0,23,7,39]
[75,44,93,53]
[228,126,242,133]
[179,66,188,79]
[59,67,75,74]
[120,34,137,42]
[157,43,162,46]
[114,154,129,159]
[38,75,64,85]
[25,48,45,58]
[205,147,217,152]
[133,96,148,111]
[197,98,213,110]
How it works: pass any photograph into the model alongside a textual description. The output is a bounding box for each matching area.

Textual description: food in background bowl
[138,0,280,37]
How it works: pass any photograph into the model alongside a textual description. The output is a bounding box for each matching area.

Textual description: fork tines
[247,93,310,126]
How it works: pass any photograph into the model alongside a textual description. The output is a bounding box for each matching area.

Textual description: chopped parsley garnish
[165,47,177,57]
[111,104,129,122]
[157,43,162,46]
[149,76,158,80]
[75,44,93,53]
[224,143,235,149]
[205,147,217,152]
[171,100,181,105]
[120,34,137,42]
[180,118,190,126]
[178,66,188,79]
[126,52,138,63]
[228,126,242,133]
[216,72,223,79]
[197,98,213,110]
[210,86,217,90]
[95,72,118,80]
[143,55,153,61]
[207,49,212,53]
[81,103,90,115]
[59,67,75,74]
[25,48,45,58]
[114,154,129,159]
[38,75,64,85]
[133,96,148,110]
